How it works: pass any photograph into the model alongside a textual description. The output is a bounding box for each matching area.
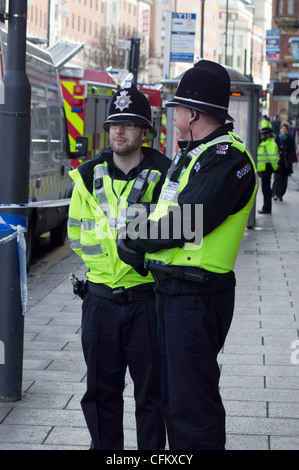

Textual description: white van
[1,27,73,265]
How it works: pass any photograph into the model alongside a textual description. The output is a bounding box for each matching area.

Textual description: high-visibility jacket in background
[257,137,279,172]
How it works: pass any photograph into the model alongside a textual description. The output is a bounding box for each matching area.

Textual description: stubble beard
[110,137,141,157]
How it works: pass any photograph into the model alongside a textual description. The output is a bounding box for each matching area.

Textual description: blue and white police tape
[0,197,71,314]
[0,214,27,315]
[0,197,71,209]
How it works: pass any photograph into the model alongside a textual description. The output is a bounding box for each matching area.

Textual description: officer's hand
[117,236,148,277]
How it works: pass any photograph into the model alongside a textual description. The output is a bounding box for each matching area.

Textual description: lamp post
[224,0,229,65]
[246,4,255,81]
[200,0,205,58]
[0,0,31,402]
[47,0,51,47]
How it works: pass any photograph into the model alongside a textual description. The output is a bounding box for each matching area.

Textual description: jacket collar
[178,122,234,151]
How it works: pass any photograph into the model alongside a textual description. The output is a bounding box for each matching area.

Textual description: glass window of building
[278,0,283,15]
[288,0,294,15]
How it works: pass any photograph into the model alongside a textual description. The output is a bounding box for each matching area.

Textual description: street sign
[266,29,280,62]
[289,38,299,61]
[61,0,70,18]
[170,12,196,63]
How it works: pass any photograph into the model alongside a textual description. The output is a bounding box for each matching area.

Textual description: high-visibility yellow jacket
[68,147,170,288]
[257,137,279,172]
[143,131,259,274]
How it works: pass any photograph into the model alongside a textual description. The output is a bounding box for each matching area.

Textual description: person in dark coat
[273,123,297,201]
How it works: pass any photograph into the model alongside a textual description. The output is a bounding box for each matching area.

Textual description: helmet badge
[114,90,132,112]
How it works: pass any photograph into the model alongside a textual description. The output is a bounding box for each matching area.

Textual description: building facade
[148,0,219,83]
[218,0,271,89]
[269,0,299,122]
[2,0,274,88]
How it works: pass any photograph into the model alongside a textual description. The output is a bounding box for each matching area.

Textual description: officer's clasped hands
[117,227,148,277]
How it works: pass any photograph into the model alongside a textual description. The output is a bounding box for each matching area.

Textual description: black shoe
[273,196,278,201]
[279,197,283,201]
[258,209,271,214]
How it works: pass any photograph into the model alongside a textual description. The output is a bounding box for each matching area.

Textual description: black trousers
[272,166,290,199]
[81,293,166,450]
[260,163,275,212]
[155,288,235,450]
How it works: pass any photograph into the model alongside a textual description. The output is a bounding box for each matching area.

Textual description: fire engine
[1,26,75,266]
[138,86,166,154]
[59,67,118,168]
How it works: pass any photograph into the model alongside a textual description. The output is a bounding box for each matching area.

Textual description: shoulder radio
[127,168,152,204]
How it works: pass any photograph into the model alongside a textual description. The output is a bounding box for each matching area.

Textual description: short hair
[200,112,225,126]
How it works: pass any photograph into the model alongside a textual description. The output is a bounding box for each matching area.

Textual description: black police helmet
[166,59,234,122]
[103,81,157,142]
[260,127,273,135]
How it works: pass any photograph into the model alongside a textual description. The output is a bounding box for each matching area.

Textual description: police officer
[117,60,258,450]
[67,82,169,450]
[257,124,279,214]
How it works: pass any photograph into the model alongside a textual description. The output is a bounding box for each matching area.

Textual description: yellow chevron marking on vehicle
[63,99,84,135]
[62,80,76,95]
[68,134,76,153]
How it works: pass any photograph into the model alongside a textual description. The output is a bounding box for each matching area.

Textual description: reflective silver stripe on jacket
[70,239,81,250]
[147,171,160,184]
[187,136,234,161]
[81,244,103,256]
[68,217,81,227]
[81,219,96,231]
[94,165,109,206]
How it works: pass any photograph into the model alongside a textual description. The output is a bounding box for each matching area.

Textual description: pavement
[0,168,299,451]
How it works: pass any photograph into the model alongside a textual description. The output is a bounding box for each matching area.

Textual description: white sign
[61,0,70,18]
[143,9,150,34]
[170,13,196,63]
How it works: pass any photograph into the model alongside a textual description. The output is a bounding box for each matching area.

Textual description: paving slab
[0,168,299,451]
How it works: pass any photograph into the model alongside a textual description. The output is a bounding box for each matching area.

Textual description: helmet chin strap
[189,110,200,141]
[189,127,194,141]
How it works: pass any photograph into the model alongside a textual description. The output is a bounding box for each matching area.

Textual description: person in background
[118,59,258,450]
[273,123,297,202]
[67,82,170,450]
[257,124,280,214]
[272,114,281,136]
[287,119,296,141]
[260,115,272,131]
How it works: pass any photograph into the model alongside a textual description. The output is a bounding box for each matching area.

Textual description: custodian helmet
[103,81,157,142]
[166,59,234,122]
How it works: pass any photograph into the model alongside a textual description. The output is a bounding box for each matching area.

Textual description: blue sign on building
[289,38,299,61]
[266,29,280,62]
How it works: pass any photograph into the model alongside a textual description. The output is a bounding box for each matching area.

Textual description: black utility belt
[86,281,154,304]
[147,262,210,284]
[148,262,236,294]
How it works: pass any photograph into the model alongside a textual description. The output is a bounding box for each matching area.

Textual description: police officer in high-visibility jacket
[67,81,170,450]
[117,60,258,450]
[257,124,279,214]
